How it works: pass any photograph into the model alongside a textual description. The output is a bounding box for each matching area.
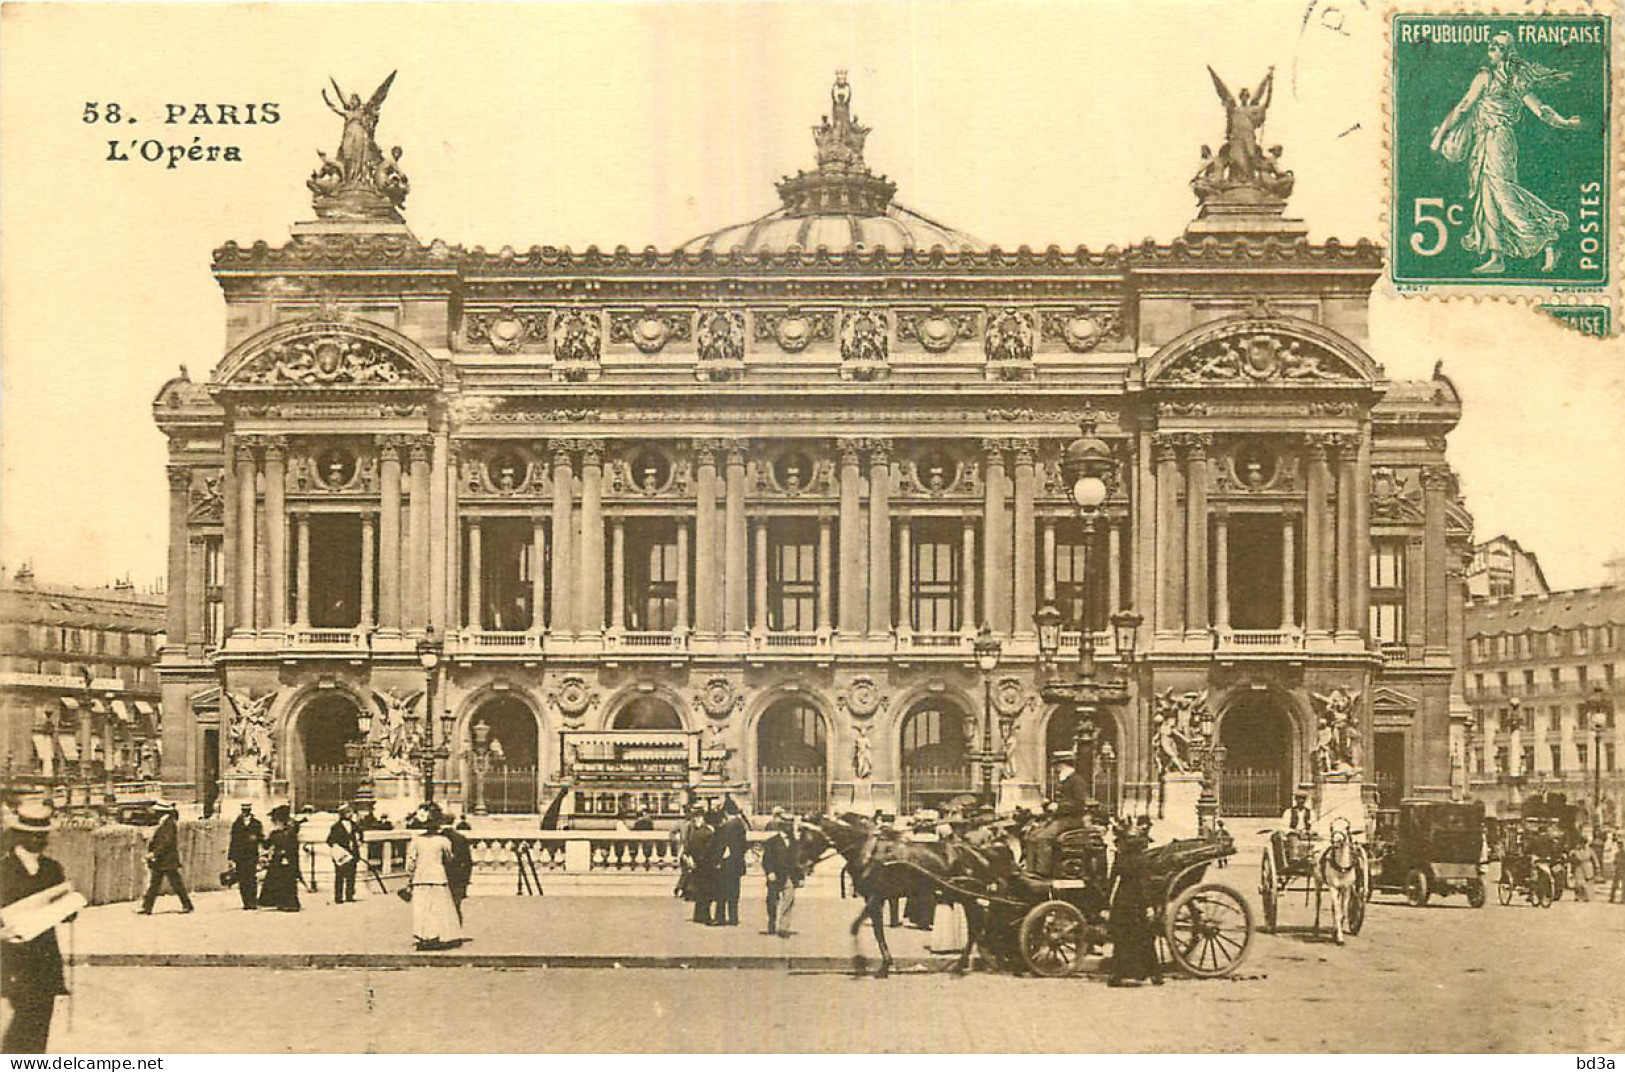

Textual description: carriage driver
[1279,789,1316,867]
[1025,751,1092,875]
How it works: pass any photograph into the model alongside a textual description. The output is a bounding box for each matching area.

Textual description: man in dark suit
[441,815,474,921]
[1025,752,1090,876]
[761,810,804,937]
[0,799,74,1053]
[138,803,194,914]
[228,802,264,910]
[325,804,363,904]
[680,806,715,924]
[713,797,749,926]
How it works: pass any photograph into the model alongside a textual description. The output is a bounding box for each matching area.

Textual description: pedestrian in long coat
[1107,830,1163,987]
[441,817,474,920]
[0,799,75,1053]
[406,817,463,950]
[259,805,303,912]
[138,804,194,914]
[712,799,749,927]
[326,805,364,905]
[228,803,264,910]
[761,811,804,937]
[681,808,716,924]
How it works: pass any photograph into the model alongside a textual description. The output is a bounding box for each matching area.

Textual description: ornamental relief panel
[233,331,425,387]
[753,308,838,354]
[461,445,549,498]
[607,446,692,498]
[1211,439,1298,494]
[463,307,550,354]
[187,472,225,522]
[1161,332,1355,384]
[552,310,603,373]
[1370,466,1424,522]
[1039,306,1125,353]
[761,448,835,497]
[895,307,977,354]
[286,443,379,495]
[895,445,971,498]
[839,308,890,378]
[607,309,695,355]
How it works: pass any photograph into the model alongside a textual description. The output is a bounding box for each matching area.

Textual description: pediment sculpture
[1162,332,1352,384]
[236,332,423,387]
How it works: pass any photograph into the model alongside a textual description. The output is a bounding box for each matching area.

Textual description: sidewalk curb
[73,952,950,972]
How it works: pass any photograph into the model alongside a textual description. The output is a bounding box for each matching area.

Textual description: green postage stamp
[1390,12,1615,299]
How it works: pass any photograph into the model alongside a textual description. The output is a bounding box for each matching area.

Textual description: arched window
[899,700,971,811]
[613,696,682,730]
[465,696,540,814]
[1218,697,1295,817]
[294,694,365,811]
[755,699,828,813]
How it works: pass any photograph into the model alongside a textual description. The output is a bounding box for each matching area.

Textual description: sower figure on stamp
[0,799,78,1054]
[1430,31,1582,275]
[138,802,194,915]
[229,802,264,910]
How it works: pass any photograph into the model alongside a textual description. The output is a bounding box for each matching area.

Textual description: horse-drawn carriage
[1258,820,1368,941]
[1367,799,1486,907]
[815,813,1255,980]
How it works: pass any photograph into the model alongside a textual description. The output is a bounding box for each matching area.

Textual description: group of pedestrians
[222,802,308,912]
[676,799,806,936]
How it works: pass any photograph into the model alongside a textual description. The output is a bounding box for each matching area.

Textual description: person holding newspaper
[0,798,84,1053]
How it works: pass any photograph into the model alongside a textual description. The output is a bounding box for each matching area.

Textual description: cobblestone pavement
[41,861,1625,1053]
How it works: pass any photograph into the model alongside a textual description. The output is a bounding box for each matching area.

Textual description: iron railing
[899,765,974,812]
[753,766,828,814]
[1219,768,1285,817]
[302,765,368,811]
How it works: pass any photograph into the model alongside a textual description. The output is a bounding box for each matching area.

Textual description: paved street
[39,860,1625,1053]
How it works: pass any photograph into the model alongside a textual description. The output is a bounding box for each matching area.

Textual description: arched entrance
[1218,694,1296,817]
[899,699,973,811]
[1044,706,1120,808]
[754,698,828,814]
[612,696,683,729]
[293,693,365,810]
[465,696,541,814]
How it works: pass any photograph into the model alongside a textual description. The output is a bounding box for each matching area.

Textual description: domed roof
[679,74,985,256]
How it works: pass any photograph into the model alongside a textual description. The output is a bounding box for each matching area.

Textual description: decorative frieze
[552,310,602,380]
[695,309,747,381]
[608,309,693,355]
[839,308,890,379]
[1040,307,1123,353]
[465,307,549,354]
[896,307,976,353]
[753,308,837,353]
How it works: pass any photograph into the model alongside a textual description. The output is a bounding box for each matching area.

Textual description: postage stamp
[1389,12,1615,299]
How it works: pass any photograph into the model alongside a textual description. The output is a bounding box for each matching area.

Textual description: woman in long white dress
[406,819,463,950]
[1430,31,1582,274]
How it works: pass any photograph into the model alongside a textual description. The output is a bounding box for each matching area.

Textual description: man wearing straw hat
[137,802,193,915]
[0,798,75,1052]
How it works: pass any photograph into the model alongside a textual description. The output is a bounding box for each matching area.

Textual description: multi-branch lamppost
[972,624,1003,806]
[411,628,451,804]
[1505,696,1526,811]
[1036,419,1141,810]
[466,717,506,816]
[1584,684,1615,827]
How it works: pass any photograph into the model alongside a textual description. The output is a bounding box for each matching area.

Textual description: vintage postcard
[1,0,1622,1057]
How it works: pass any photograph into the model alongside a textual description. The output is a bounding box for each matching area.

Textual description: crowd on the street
[675,797,806,937]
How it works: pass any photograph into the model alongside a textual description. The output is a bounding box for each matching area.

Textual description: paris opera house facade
[153,75,1473,823]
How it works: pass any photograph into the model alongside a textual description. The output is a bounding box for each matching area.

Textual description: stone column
[165,468,190,645]
[752,519,769,634]
[896,517,913,634]
[360,512,377,631]
[1354,425,1373,643]
[1012,439,1037,636]
[982,440,1009,632]
[1405,535,1425,653]
[1042,518,1057,604]
[837,439,864,637]
[186,535,206,649]
[429,428,449,631]
[676,520,691,633]
[1334,435,1358,636]
[1135,427,1156,632]
[532,514,549,633]
[234,439,258,634]
[1153,434,1181,633]
[1183,434,1210,633]
[407,438,431,632]
[262,439,287,630]
[816,514,832,635]
[294,512,311,626]
[1422,465,1451,655]
[610,517,626,632]
[377,437,403,633]
[1281,516,1297,628]
[550,442,575,633]
[578,441,605,635]
[866,440,892,635]
[1212,507,1229,631]
[960,517,978,633]
[1304,436,1332,634]
[694,440,720,635]
[465,520,482,630]
[724,442,748,635]
[1107,520,1122,622]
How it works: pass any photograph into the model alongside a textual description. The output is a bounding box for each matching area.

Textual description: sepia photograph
[1,0,1622,1056]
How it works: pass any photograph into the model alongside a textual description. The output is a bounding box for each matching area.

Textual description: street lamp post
[413,628,449,804]
[1584,684,1615,828]
[468,717,502,816]
[1507,696,1525,812]
[973,624,1003,806]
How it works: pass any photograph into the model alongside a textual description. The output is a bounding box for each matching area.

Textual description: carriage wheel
[1018,900,1087,978]
[1405,869,1431,907]
[1258,850,1279,934]
[1164,882,1254,978]
[1534,869,1554,908]
[1346,875,1367,936]
[1466,879,1486,909]
[1497,870,1513,906]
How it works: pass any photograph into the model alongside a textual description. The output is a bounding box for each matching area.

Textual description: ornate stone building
[153,73,1472,822]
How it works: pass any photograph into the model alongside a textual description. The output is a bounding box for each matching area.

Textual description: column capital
[407,435,433,464]
[374,434,408,461]
[837,437,864,466]
[722,439,749,468]
[1009,437,1038,466]
[549,439,576,467]
[1167,431,1211,457]
[261,435,288,462]
[979,437,1008,462]
[234,438,260,465]
[579,438,606,467]
[359,508,379,522]
[167,466,192,491]
[1304,433,1335,460]
[1420,464,1453,491]
[693,437,729,466]
[1152,432,1182,463]
[1323,431,1361,456]
[861,437,893,465]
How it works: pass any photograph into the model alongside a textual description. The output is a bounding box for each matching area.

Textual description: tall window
[1368,541,1406,644]
[1550,744,1563,775]
[769,522,818,632]
[629,522,679,631]
[203,537,225,648]
[910,523,960,633]
[1577,742,1589,770]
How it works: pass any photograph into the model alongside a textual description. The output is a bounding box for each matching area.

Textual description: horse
[1316,818,1364,945]
[811,814,1003,978]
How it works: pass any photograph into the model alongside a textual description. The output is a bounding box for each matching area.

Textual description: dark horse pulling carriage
[812,815,1254,979]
